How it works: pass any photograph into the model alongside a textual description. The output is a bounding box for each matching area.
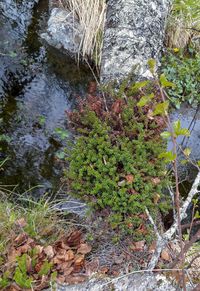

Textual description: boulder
[101,0,172,83]
[41,8,83,58]
[52,273,181,291]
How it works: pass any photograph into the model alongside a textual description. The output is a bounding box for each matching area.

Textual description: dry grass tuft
[166,0,200,49]
[59,0,107,66]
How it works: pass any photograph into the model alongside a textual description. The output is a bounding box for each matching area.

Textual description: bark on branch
[147,171,200,269]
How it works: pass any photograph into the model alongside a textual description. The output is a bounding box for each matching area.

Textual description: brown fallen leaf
[55,260,73,271]
[26,255,32,273]
[125,174,134,184]
[35,245,44,254]
[161,249,171,261]
[66,231,82,247]
[54,240,70,252]
[99,266,109,274]
[34,275,49,291]
[7,247,22,263]
[151,177,161,185]
[35,261,44,273]
[114,255,124,265]
[52,256,63,265]
[112,99,123,114]
[65,250,75,261]
[63,266,74,277]
[65,275,87,284]
[6,283,21,291]
[129,189,139,195]
[149,241,157,253]
[138,224,148,235]
[130,240,145,252]
[17,242,32,254]
[57,275,66,284]
[61,241,70,250]
[73,254,85,272]
[74,254,85,266]
[56,249,67,260]
[77,243,91,255]
[44,246,54,259]
[85,258,99,276]
[111,269,120,277]
[15,218,27,228]
[14,233,28,246]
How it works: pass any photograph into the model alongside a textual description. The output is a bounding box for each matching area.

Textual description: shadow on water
[0,0,93,195]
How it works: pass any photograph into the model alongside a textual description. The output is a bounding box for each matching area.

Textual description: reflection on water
[0,0,93,194]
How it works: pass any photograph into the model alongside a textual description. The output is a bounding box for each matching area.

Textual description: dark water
[0,0,93,195]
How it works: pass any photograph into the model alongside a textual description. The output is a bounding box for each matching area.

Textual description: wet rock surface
[0,0,39,35]
[0,0,92,193]
[41,7,83,58]
[101,0,172,83]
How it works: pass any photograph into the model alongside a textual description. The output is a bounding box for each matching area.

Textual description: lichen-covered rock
[41,8,83,58]
[53,273,180,291]
[101,0,172,83]
[0,0,39,34]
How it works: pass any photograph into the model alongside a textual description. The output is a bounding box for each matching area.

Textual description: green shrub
[65,86,170,239]
[162,50,200,107]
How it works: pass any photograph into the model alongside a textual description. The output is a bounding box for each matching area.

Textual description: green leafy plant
[55,127,69,140]
[162,50,200,107]
[13,255,33,289]
[38,115,46,126]
[65,84,170,238]
[0,272,10,289]
[38,260,53,276]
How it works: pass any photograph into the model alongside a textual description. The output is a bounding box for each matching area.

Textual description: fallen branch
[181,220,200,230]
[192,283,200,291]
[147,171,200,269]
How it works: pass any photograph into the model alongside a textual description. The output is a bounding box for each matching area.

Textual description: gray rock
[52,273,180,291]
[100,0,172,83]
[41,8,83,58]
[0,0,39,35]
[53,196,89,217]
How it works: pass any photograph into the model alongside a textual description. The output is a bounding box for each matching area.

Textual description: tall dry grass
[60,0,107,66]
[166,0,200,49]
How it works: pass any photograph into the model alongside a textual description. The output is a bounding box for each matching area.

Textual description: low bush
[162,49,200,107]
[65,81,170,239]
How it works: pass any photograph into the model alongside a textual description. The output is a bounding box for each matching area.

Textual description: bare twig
[169,229,200,269]
[181,220,200,230]
[100,268,196,288]
[192,283,200,291]
[168,186,176,220]
[145,208,161,240]
[187,254,200,270]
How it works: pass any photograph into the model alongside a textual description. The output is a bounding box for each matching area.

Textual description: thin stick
[100,268,194,287]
